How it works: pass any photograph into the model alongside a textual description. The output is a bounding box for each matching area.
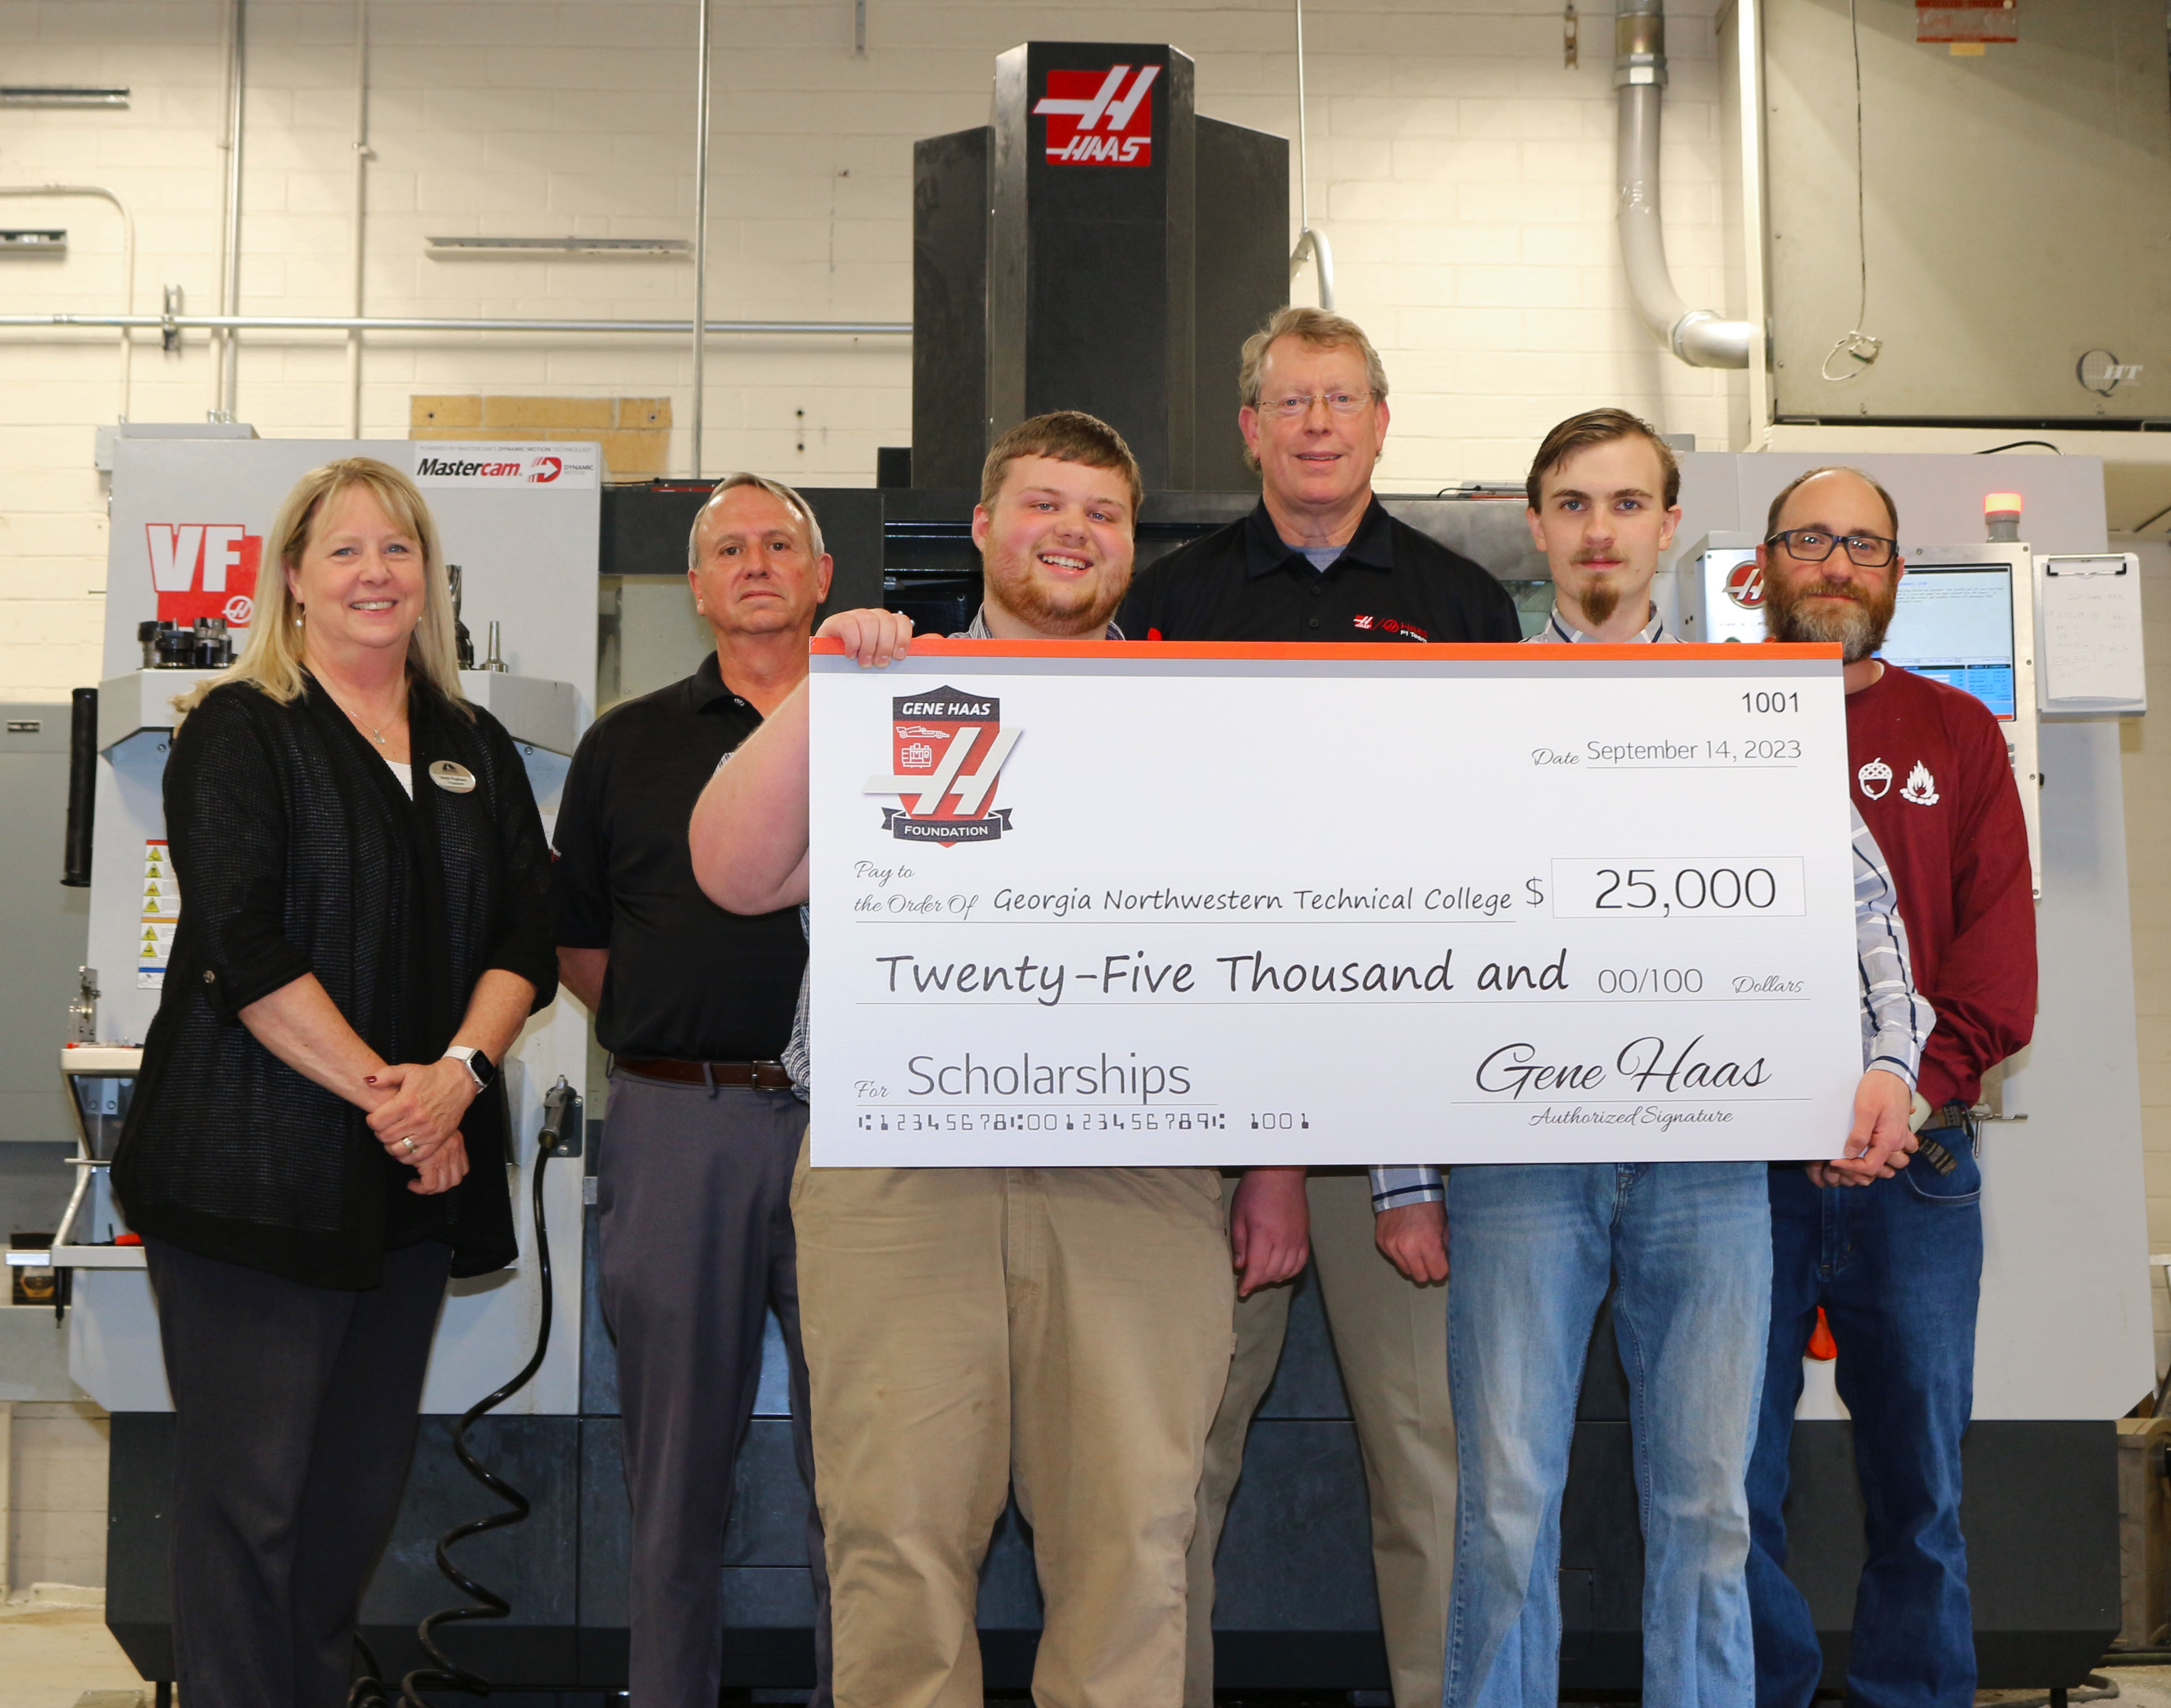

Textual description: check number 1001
[1550,857,1806,919]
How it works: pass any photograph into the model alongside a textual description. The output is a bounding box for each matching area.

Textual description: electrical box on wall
[1764,0,2171,425]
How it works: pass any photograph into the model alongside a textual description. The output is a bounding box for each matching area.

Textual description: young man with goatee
[1427,413,1937,1708]
[1747,466,2036,1708]
[688,411,1256,1708]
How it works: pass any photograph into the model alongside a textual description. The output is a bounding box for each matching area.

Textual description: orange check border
[812,639,1845,664]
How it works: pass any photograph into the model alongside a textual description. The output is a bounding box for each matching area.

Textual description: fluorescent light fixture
[0,230,67,255]
[426,236,692,258]
[0,86,130,107]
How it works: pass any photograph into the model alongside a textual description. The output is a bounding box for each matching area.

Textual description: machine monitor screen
[1877,565,2016,719]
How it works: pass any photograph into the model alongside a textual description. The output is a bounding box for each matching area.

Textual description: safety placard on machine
[138,838,178,989]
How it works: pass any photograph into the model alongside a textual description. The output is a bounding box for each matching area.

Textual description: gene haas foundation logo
[864,687,1021,845]
[146,524,261,629]
[1034,65,1159,166]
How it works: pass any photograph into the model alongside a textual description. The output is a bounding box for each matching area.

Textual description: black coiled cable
[349,1077,579,1708]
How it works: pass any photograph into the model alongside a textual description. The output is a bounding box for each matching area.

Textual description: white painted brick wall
[0,0,1735,696]
[4,1400,108,1591]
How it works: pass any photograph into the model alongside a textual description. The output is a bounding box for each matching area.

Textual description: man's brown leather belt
[614,1057,795,1090]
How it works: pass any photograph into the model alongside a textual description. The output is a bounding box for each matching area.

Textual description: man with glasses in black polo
[1120,305,1519,1708]
[1746,467,2036,1708]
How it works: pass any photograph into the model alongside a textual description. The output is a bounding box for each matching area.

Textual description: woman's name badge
[429,760,476,794]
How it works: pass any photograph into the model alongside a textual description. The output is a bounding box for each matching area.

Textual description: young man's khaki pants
[1185,1170,1456,1708]
[793,1148,1236,1708]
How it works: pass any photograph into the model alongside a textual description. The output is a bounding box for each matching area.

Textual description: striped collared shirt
[964,605,1125,642]
[784,905,810,1099]
[1540,601,1670,645]
[1367,607,1937,1212]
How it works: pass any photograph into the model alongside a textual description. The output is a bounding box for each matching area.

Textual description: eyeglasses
[1765,528,1897,569]
[1255,389,1375,420]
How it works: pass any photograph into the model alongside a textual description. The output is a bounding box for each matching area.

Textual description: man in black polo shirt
[1120,307,1518,649]
[1120,306,1518,1708]
[553,473,832,1708]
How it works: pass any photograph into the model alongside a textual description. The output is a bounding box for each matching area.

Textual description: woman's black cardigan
[112,674,558,1289]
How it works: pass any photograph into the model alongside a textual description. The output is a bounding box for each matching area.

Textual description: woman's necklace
[328,681,405,747]
[348,699,402,745]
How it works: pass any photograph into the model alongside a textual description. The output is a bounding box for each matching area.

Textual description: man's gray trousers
[597,1074,831,1708]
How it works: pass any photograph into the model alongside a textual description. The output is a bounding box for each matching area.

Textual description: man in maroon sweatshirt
[1743,466,2037,1708]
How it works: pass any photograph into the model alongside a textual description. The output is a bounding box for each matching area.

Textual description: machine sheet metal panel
[1765,0,2171,424]
[1667,451,2150,1422]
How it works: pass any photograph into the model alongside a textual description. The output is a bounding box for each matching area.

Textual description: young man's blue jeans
[1443,1161,1772,1708]
[1747,1153,1984,1708]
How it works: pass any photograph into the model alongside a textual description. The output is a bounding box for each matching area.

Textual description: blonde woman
[112,457,556,1708]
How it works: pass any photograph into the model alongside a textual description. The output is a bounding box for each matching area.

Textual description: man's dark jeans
[1747,1151,1984,1708]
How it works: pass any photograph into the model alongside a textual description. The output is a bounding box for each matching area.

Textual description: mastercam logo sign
[411,443,601,489]
[1034,65,1159,166]
[146,524,261,629]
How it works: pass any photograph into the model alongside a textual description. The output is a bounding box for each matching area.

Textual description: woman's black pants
[144,1236,451,1708]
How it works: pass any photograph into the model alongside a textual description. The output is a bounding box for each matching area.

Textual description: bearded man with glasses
[1747,466,2036,1708]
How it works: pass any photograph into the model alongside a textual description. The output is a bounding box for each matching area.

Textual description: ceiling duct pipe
[1615,0,1751,369]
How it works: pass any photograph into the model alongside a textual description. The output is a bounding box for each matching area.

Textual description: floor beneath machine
[0,1590,147,1708]
[0,1597,2161,1708]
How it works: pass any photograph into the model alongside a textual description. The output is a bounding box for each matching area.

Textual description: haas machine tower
[913,42,1291,492]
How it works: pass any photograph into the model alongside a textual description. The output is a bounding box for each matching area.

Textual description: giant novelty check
[807,641,1860,1167]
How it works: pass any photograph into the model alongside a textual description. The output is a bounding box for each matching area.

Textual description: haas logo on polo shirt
[1034,66,1159,166]
[146,524,262,630]
[864,687,1021,845]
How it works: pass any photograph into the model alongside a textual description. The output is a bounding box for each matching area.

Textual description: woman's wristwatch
[444,1046,496,1092]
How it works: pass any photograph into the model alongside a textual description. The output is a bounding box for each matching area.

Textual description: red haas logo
[147,524,261,629]
[1723,559,1765,610]
[1034,65,1159,166]
[865,687,1023,846]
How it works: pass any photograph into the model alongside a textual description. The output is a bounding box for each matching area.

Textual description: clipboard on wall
[2037,553,2146,716]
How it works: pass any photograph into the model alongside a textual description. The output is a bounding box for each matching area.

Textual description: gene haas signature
[1476,1035,1769,1100]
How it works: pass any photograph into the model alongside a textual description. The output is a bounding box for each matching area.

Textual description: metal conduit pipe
[1615,0,1752,369]
[689,0,713,479]
[216,0,247,417]
[346,0,370,438]
[1290,228,1336,314]
[0,313,910,335]
[0,186,137,416]
[1287,0,1334,310]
